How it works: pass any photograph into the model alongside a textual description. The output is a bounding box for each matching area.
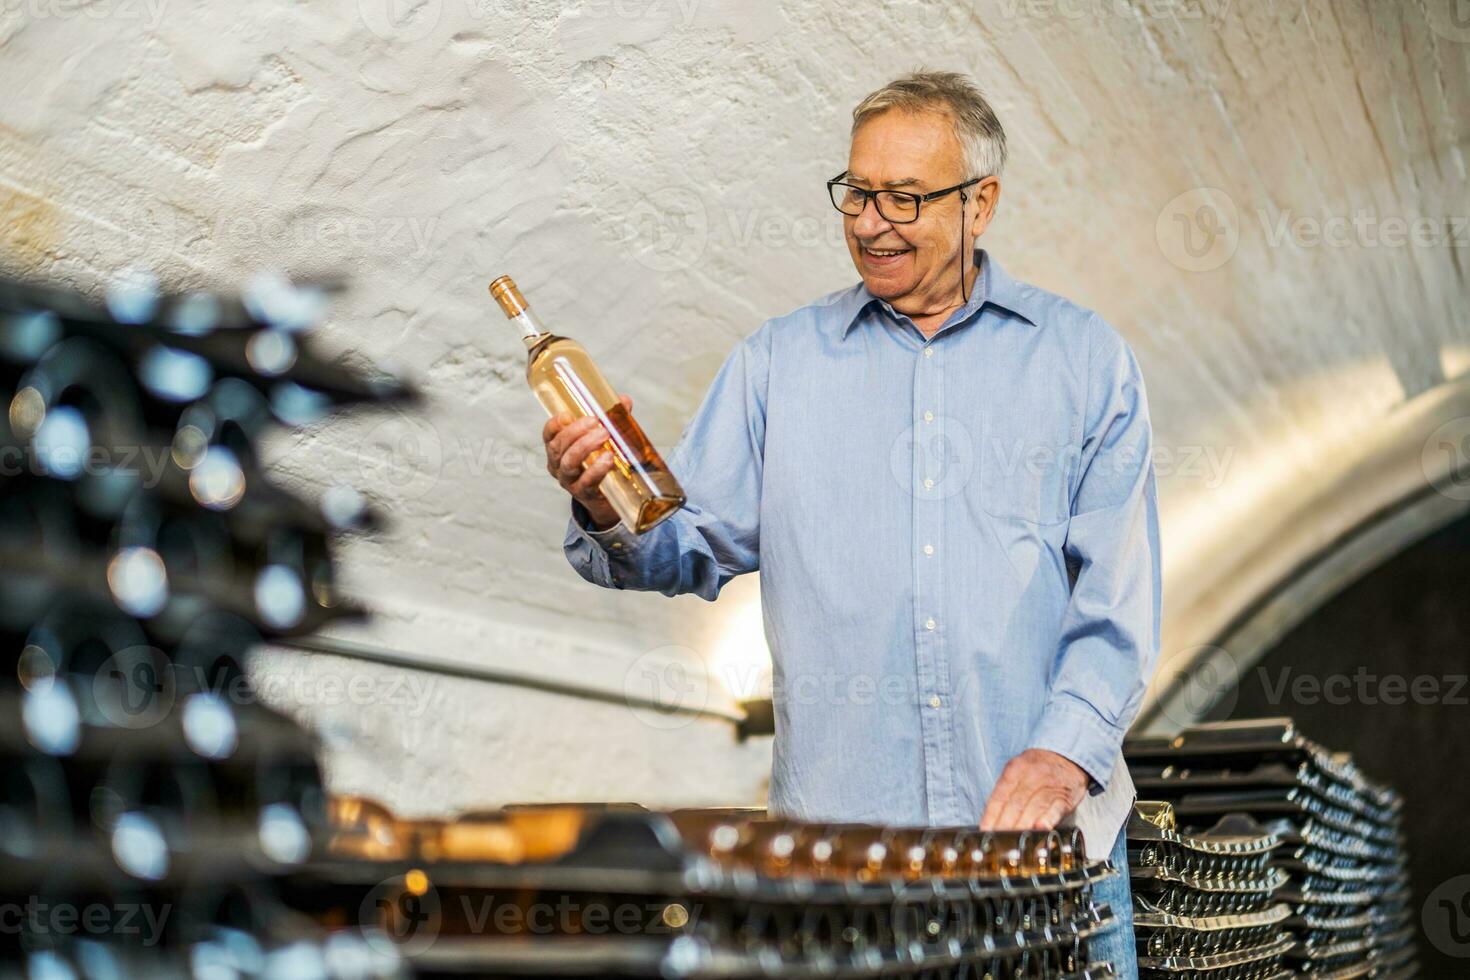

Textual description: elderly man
[545,70,1158,975]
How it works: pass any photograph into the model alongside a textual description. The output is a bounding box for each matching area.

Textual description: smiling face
[842,108,998,317]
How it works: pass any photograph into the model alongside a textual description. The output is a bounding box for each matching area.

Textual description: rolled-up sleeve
[1026,317,1161,792]
[562,322,770,601]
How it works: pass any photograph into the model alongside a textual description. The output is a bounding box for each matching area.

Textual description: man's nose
[852,197,892,239]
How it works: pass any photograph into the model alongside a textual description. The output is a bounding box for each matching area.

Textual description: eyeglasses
[826,172,982,223]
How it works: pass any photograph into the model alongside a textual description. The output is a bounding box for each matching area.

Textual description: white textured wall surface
[1,1,1466,813]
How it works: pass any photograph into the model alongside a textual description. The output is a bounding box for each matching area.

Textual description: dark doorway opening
[1208,509,1470,976]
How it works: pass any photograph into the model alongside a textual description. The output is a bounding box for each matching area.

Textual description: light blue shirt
[564,249,1161,858]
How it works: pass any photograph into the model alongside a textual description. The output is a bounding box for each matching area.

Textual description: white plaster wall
[1,1,1466,813]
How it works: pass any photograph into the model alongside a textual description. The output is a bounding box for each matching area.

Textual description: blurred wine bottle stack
[1124,719,1418,980]
[0,270,414,979]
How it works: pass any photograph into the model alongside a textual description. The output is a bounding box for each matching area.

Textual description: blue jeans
[1085,821,1139,979]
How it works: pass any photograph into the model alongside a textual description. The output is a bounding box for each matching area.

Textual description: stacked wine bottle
[292,799,1123,978]
[1125,802,1293,979]
[1124,719,1418,980]
[0,272,413,978]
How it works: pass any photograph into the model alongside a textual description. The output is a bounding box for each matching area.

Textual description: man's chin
[859,271,916,300]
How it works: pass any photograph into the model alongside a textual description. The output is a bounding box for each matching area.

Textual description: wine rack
[1125,719,1418,980]
[291,799,1123,978]
[0,271,413,978]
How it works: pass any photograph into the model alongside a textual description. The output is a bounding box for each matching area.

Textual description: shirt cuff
[565,499,650,590]
[1026,692,1127,796]
[569,499,640,553]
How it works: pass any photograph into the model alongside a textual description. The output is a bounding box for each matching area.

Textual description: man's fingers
[979,788,1016,831]
[547,415,597,464]
[569,450,617,497]
[542,411,572,447]
[547,399,626,448]
[543,412,585,466]
[991,777,1034,831]
[546,403,629,463]
[556,425,611,482]
[993,797,1028,832]
[1015,788,1061,831]
[978,803,998,832]
[979,765,1020,830]
[1031,798,1069,831]
[549,414,601,457]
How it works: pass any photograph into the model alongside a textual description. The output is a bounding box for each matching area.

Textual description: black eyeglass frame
[826,171,983,223]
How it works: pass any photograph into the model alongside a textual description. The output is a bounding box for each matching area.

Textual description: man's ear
[969,176,1001,240]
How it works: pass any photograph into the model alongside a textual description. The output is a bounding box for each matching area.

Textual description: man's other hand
[978,748,1089,831]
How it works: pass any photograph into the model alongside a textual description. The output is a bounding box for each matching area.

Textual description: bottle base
[634,495,686,534]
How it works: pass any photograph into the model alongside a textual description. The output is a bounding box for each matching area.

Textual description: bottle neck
[512,308,550,348]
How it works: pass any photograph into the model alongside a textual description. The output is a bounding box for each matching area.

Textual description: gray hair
[851,70,1007,180]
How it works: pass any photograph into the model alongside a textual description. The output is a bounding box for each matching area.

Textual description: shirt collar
[837,249,1043,339]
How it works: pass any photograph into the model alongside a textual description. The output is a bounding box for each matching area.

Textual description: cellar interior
[2,0,1468,977]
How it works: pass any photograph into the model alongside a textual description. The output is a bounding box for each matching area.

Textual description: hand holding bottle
[492,276,686,534]
[543,393,634,531]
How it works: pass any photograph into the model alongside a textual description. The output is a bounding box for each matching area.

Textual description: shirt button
[925,617,936,631]
[923,411,934,422]
[923,347,934,358]
[928,695,942,709]
[923,544,934,555]
[923,478,934,490]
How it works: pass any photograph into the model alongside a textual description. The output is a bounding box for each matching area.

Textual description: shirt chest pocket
[971,400,1075,526]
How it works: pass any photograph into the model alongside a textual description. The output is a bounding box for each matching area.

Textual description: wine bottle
[488,276,686,534]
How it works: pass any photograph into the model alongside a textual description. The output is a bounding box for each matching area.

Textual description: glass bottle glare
[489,276,686,534]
